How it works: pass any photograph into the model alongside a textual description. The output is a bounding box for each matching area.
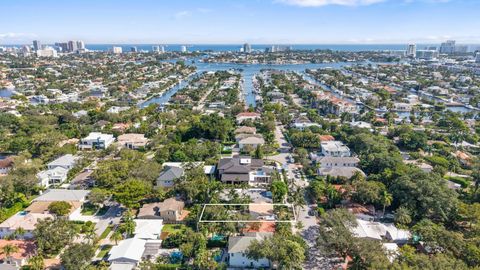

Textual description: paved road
[269,121,334,269]
[94,203,122,237]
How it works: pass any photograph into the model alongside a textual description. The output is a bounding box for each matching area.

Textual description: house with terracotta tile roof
[236,112,261,123]
[0,240,36,268]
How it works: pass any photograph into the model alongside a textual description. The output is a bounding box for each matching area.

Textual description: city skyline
[1,0,480,45]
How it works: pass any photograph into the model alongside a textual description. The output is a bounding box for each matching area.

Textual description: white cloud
[0,32,37,39]
[276,0,386,7]
[174,10,192,19]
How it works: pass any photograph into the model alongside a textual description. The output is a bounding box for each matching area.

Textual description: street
[94,203,122,237]
[269,121,334,269]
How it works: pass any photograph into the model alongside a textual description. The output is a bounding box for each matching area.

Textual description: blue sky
[1,0,479,44]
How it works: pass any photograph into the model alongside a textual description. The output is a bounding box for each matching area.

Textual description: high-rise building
[56,42,69,52]
[67,40,78,52]
[130,46,138,53]
[180,45,187,52]
[476,52,480,63]
[33,40,41,51]
[439,40,456,54]
[406,44,416,57]
[112,46,123,54]
[160,46,165,53]
[243,43,252,53]
[76,40,85,50]
[152,46,160,53]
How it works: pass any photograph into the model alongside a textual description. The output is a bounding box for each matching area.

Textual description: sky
[1,0,479,45]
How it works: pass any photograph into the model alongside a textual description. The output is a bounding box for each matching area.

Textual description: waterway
[140,60,353,108]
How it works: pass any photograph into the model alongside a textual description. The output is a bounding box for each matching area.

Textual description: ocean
[2,43,444,52]
[85,44,424,52]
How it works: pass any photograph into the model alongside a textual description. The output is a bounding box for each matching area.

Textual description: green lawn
[81,203,99,215]
[97,245,112,259]
[162,224,186,233]
[99,225,113,239]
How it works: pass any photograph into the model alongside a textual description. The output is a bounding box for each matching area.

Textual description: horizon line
[2,42,480,46]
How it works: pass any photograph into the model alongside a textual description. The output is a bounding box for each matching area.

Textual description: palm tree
[380,191,393,217]
[28,254,45,270]
[1,244,19,264]
[122,210,136,237]
[85,227,97,244]
[14,227,26,240]
[110,231,123,245]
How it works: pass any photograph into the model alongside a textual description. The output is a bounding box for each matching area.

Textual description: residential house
[317,156,360,168]
[291,117,321,130]
[351,219,411,244]
[321,141,351,157]
[0,240,35,268]
[236,134,265,151]
[108,238,146,270]
[0,212,54,239]
[236,112,261,124]
[228,232,272,268]
[156,162,215,187]
[393,103,412,112]
[112,123,131,133]
[133,219,163,240]
[34,189,90,202]
[404,160,433,173]
[107,106,130,114]
[318,167,365,179]
[47,154,79,170]
[156,166,184,188]
[36,167,69,187]
[0,157,13,176]
[137,198,186,223]
[30,189,90,221]
[117,133,149,150]
[217,156,272,185]
[78,132,115,150]
[234,126,256,135]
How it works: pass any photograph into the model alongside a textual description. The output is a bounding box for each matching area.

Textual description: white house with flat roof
[321,141,351,157]
[79,132,115,150]
[37,167,69,187]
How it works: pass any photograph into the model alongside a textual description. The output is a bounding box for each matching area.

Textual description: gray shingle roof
[158,166,184,181]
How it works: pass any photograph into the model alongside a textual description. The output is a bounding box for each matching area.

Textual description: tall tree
[34,218,77,255]
[60,243,95,270]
